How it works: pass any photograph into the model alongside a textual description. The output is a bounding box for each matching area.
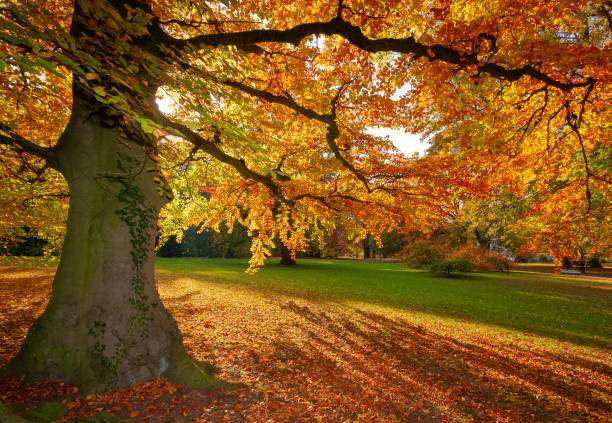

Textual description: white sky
[367,127,428,156]
[368,85,427,157]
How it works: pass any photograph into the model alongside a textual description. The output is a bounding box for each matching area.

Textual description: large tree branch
[0,123,56,167]
[154,113,292,203]
[219,79,445,199]
[154,113,374,213]
[167,16,595,92]
[219,79,372,190]
[221,79,328,121]
[154,109,422,220]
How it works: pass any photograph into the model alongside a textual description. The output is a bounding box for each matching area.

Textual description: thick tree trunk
[280,244,296,265]
[1,93,220,392]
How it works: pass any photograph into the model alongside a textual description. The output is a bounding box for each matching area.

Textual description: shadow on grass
[268,301,611,422]
[156,258,612,350]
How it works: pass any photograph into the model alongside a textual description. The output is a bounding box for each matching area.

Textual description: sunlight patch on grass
[155,257,612,350]
[516,290,583,303]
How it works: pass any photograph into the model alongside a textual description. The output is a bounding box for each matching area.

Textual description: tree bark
[0,402,28,423]
[280,244,296,265]
[474,228,490,249]
[363,234,371,259]
[0,90,220,393]
[579,248,586,273]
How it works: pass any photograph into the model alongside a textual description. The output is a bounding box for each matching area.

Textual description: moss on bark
[23,401,68,423]
[0,402,29,423]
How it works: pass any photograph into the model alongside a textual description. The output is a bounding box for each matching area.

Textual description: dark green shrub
[0,227,47,256]
[587,256,602,268]
[428,259,473,276]
[156,223,251,258]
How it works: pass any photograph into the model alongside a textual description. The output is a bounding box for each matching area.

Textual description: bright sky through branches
[368,127,428,156]
[368,84,428,156]
[157,97,427,156]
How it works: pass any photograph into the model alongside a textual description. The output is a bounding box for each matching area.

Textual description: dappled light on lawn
[1,259,611,422]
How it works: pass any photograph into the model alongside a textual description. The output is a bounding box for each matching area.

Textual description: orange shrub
[400,240,447,268]
[451,245,513,272]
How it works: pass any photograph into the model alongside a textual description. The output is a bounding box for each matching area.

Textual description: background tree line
[156,222,405,260]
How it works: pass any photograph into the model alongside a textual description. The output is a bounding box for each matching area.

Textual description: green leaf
[27,38,41,54]
[135,117,155,134]
[35,58,65,78]
[92,86,107,97]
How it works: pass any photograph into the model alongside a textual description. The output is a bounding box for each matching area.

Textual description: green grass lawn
[2,256,611,421]
[157,258,612,350]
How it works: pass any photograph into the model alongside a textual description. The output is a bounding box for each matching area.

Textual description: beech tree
[0,0,609,392]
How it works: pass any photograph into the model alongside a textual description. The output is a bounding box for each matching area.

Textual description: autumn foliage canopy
[0,0,610,404]
[0,0,608,264]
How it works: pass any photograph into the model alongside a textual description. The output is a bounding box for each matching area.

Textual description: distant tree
[327,223,349,258]
[428,259,473,277]
[379,230,404,258]
[0,227,47,256]
[362,233,372,259]
[279,245,296,265]
[156,234,185,257]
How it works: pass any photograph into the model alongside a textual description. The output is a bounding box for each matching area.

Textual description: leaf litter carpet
[0,265,610,422]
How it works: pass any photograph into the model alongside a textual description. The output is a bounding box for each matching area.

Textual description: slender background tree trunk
[280,244,297,265]
[363,234,371,259]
